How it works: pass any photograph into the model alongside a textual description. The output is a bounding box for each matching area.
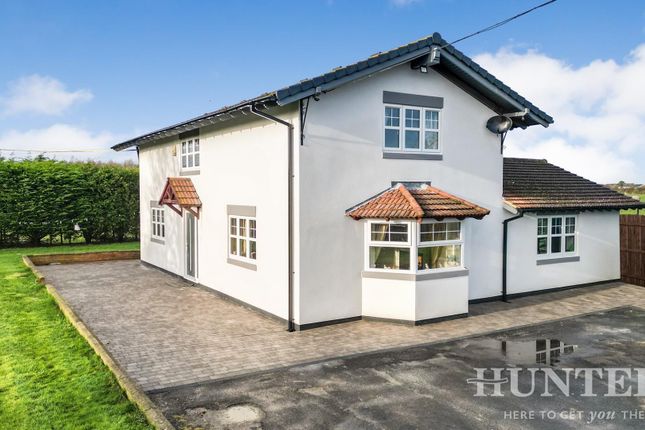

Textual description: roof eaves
[111,94,277,151]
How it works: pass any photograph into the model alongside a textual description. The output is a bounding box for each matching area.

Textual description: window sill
[536,256,580,265]
[362,268,468,281]
[151,237,165,245]
[180,169,200,176]
[382,152,443,160]
[227,257,257,271]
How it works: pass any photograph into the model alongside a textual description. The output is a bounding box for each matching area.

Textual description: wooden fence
[620,215,645,287]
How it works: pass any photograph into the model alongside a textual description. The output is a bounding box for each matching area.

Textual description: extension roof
[112,32,553,151]
[159,177,202,218]
[503,158,645,212]
[346,183,490,221]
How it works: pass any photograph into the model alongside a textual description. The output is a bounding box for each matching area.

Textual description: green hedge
[0,158,139,246]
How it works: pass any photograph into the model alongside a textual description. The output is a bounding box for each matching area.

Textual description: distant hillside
[606,182,645,197]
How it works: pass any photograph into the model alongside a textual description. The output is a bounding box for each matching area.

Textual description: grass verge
[0,242,152,429]
[621,195,645,215]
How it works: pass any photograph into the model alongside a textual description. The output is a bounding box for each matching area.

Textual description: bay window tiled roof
[346,183,490,221]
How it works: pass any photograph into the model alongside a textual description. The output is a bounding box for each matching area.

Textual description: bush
[0,158,139,247]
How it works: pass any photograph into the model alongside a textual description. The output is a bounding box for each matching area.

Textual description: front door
[185,213,197,279]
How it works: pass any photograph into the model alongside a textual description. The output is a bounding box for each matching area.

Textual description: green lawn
[0,242,152,430]
[622,194,645,215]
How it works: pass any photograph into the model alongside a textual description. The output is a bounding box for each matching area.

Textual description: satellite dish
[486,115,513,135]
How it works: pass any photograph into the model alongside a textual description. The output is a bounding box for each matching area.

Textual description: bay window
[537,215,576,257]
[368,222,411,270]
[383,105,441,153]
[366,220,463,273]
[418,221,462,270]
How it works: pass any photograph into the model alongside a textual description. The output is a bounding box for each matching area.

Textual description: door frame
[184,212,198,281]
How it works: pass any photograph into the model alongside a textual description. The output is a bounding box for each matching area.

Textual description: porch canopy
[346,182,490,221]
[159,177,202,218]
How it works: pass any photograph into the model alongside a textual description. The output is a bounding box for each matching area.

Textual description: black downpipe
[502,212,523,302]
[249,105,295,332]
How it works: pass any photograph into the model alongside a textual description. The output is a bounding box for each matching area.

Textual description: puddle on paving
[467,338,578,367]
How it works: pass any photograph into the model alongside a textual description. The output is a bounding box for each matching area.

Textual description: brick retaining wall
[27,250,140,266]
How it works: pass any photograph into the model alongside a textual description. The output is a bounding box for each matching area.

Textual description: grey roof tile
[503,158,645,211]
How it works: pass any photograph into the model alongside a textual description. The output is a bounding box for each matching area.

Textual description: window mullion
[399,113,403,150]
[411,222,418,274]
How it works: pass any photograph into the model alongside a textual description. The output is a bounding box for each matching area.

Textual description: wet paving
[152,307,645,429]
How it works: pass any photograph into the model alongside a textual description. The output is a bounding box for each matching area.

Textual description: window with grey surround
[181,138,200,170]
[229,215,256,262]
[537,215,576,256]
[384,105,441,153]
[151,207,165,240]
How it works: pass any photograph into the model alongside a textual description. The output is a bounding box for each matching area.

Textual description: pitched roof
[112,32,552,151]
[503,158,645,211]
[159,177,202,217]
[346,183,490,221]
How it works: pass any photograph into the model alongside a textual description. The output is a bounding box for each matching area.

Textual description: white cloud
[0,124,136,163]
[1,75,93,116]
[474,45,645,183]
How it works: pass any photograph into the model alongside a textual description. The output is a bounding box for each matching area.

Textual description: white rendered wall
[139,107,299,320]
[139,140,183,276]
[299,62,506,324]
[362,275,469,322]
[506,211,620,295]
[415,275,469,320]
[362,277,416,321]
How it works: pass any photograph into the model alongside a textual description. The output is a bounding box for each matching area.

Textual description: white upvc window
[367,221,412,271]
[417,220,464,271]
[181,138,200,170]
[383,105,441,153]
[151,207,165,240]
[537,215,576,257]
[229,215,256,262]
[365,220,463,273]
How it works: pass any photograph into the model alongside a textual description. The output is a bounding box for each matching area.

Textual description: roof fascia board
[503,200,519,214]
[276,47,432,106]
[112,97,277,151]
[439,50,550,128]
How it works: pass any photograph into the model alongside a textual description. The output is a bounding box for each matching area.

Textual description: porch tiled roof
[159,177,202,218]
[503,158,645,211]
[162,177,202,206]
[346,183,490,221]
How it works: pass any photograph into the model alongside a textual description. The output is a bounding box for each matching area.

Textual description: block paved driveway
[39,260,645,392]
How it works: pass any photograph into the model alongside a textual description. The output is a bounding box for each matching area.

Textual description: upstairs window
[384,105,441,153]
[537,215,576,257]
[181,138,200,170]
[151,207,165,241]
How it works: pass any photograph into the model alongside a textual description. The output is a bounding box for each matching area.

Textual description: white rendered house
[113,33,644,330]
